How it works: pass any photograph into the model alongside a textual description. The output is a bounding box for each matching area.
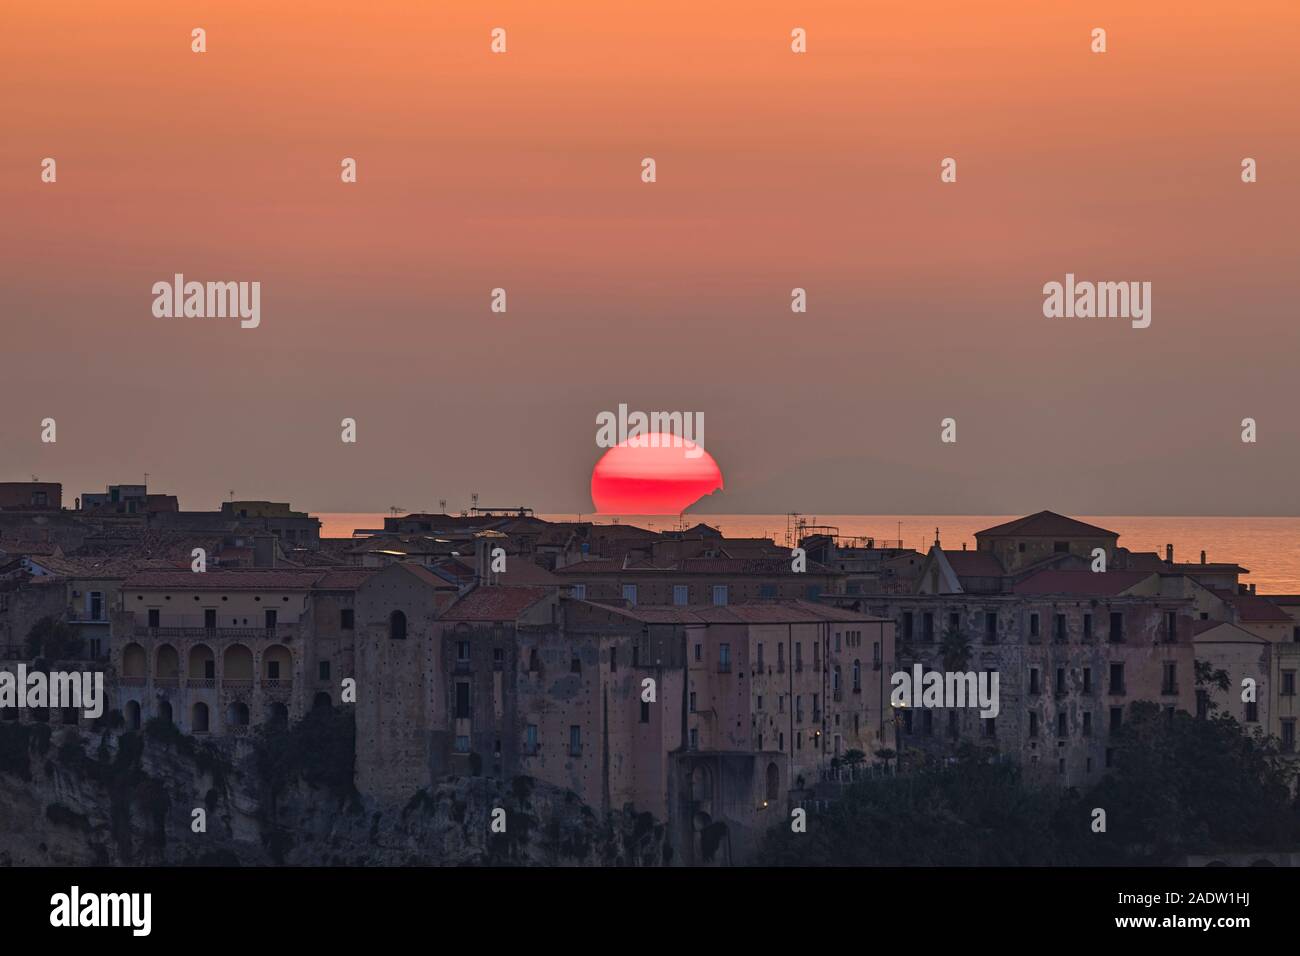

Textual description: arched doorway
[125,700,142,730]
[192,702,210,733]
[226,701,249,727]
[313,691,332,710]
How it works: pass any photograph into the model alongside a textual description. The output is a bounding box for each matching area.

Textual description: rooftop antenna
[471,493,480,511]
[229,489,235,502]
[390,506,403,517]
[439,499,447,513]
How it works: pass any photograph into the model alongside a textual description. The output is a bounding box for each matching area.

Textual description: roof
[941,550,1004,577]
[122,568,374,591]
[1210,589,1293,624]
[554,557,834,576]
[1012,570,1156,596]
[441,586,551,622]
[975,511,1118,539]
[585,599,887,626]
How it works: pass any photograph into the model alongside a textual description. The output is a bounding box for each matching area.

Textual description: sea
[315,513,1300,595]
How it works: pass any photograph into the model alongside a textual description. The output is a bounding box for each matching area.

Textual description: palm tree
[940,624,971,673]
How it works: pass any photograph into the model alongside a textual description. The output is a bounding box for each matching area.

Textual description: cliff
[0,712,671,867]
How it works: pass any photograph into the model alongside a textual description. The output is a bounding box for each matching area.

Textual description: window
[1029,668,1040,695]
[389,610,407,640]
[340,608,354,630]
[1056,668,1066,694]
[640,700,650,723]
[1108,611,1124,643]
[981,716,996,738]
[1164,611,1177,643]
[1245,701,1259,723]
[616,583,638,607]
[1053,541,1070,553]
[852,660,861,693]
[1082,667,1092,694]
[777,643,785,672]
[948,612,959,633]
[1054,614,1067,643]
[902,612,914,641]
[902,710,913,734]
[760,584,776,599]
[1082,711,1092,736]
[689,728,699,750]
[694,643,702,663]
[1196,690,1209,719]
[570,655,581,674]
[1082,613,1093,641]
[1283,719,1296,754]
[528,648,540,672]
[525,724,538,754]
[1028,712,1038,738]
[455,682,471,719]
[922,710,933,736]
[569,725,582,756]
[1109,706,1123,734]
[756,643,764,668]
[689,691,697,713]
[794,642,803,672]
[609,647,617,673]
[454,735,470,753]
[457,641,471,662]
[757,694,763,711]
[718,644,731,673]
[673,585,689,606]
[493,647,505,671]
[89,591,104,621]
[712,585,728,606]
[922,612,934,643]
[1162,662,1178,695]
[1108,662,1124,695]
[1057,712,1068,738]
[984,612,998,644]
[1283,671,1296,697]
[1029,613,1040,641]
[319,660,330,681]
[570,584,587,600]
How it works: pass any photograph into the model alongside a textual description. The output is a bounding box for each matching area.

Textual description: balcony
[133,625,297,642]
[187,678,216,689]
[118,676,146,687]
[261,678,292,690]
[717,661,732,674]
[154,677,179,689]
[832,689,843,702]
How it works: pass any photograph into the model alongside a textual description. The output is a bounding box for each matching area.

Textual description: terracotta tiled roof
[941,550,1004,577]
[587,600,887,625]
[976,511,1118,539]
[441,586,551,622]
[1012,570,1156,596]
[1210,589,1292,624]
[123,569,327,590]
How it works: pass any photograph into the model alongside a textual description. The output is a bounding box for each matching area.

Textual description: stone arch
[192,702,210,733]
[122,643,147,678]
[223,644,254,680]
[125,699,142,730]
[155,643,180,679]
[313,691,333,710]
[188,643,215,679]
[226,701,249,726]
[158,700,173,724]
[262,644,292,682]
[268,702,289,725]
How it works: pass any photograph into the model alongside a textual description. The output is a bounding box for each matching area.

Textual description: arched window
[125,700,142,730]
[852,659,861,692]
[390,610,407,640]
[226,701,249,726]
[832,665,841,694]
[765,762,780,802]
[158,700,173,724]
[192,702,210,733]
[313,691,333,710]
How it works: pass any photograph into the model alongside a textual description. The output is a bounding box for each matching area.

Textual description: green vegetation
[24,617,84,662]
[760,702,1300,865]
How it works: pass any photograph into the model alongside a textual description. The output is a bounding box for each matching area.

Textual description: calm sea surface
[316,514,1300,594]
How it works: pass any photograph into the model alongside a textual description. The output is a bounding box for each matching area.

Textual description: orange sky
[3,1,1299,514]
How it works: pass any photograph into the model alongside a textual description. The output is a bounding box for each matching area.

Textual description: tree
[24,617,84,662]
[939,624,971,673]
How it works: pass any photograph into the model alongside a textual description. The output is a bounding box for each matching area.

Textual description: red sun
[590,433,724,515]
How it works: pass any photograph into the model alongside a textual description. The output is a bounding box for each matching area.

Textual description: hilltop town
[2,479,1297,863]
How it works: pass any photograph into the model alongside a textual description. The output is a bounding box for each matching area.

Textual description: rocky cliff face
[0,716,672,867]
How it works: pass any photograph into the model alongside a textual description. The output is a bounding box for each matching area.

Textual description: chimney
[475,536,491,586]
[1200,550,1206,565]
[1250,583,1256,595]
[1165,544,1173,563]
